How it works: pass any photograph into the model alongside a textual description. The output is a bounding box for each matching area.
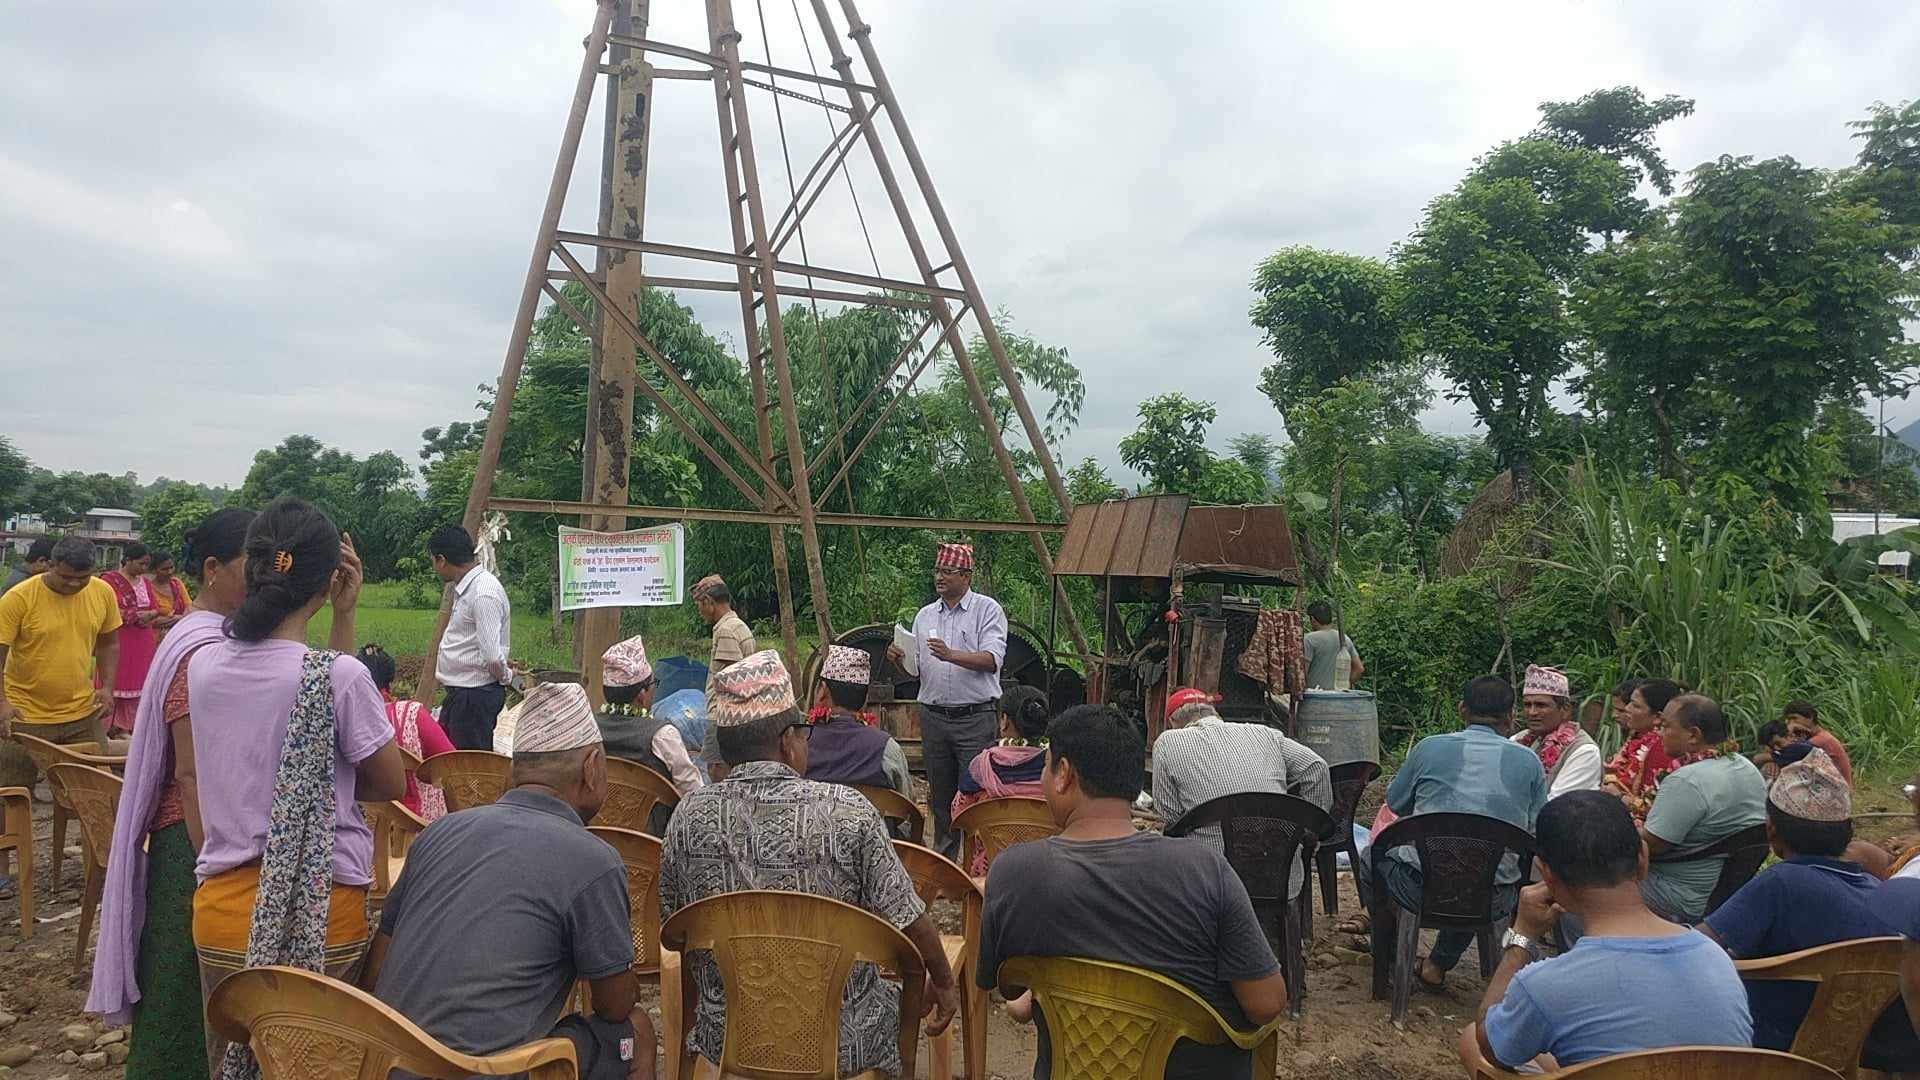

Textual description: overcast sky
[4,1,1916,490]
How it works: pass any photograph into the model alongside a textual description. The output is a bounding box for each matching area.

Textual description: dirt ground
[4,773,1912,1079]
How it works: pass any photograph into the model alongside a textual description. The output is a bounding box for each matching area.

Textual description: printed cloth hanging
[1237,608,1307,698]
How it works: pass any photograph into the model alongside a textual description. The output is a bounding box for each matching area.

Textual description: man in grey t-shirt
[362,683,653,1078]
[1302,600,1363,689]
[978,705,1286,1080]
[1641,693,1767,922]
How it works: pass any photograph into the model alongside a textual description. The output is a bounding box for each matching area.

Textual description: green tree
[137,485,216,564]
[1814,398,1920,516]
[1248,248,1414,430]
[1066,458,1127,504]
[1534,86,1697,196]
[1849,99,1920,250]
[0,437,29,518]
[1119,394,1218,494]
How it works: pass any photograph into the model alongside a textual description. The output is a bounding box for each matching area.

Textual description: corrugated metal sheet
[1054,495,1190,578]
[1053,497,1299,583]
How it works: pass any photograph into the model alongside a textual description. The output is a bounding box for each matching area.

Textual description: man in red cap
[1152,688,1331,904]
[888,540,1006,859]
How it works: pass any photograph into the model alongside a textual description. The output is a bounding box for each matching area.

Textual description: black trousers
[442,684,508,751]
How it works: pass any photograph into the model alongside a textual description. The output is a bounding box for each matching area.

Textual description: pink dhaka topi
[601,634,653,688]
[1523,664,1570,699]
[709,649,796,727]
[821,644,871,685]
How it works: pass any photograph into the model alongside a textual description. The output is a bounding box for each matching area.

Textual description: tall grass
[1527,471,1920,768]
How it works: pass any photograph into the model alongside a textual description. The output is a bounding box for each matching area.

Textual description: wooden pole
[417,1,616,703]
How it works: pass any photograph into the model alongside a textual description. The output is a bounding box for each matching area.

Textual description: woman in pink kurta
[99,543,160,734]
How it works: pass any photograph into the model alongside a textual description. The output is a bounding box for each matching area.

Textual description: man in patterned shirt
[1151,688,1332,901]
[662,650,957,1076]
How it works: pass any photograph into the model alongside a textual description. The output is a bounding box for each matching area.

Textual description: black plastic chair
[1169,792,1333,1019]
[1367,811,1536,1027]
[1315,760,1382,915]
[1652,822,1769,918]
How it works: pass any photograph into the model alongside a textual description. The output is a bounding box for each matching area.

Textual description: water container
[1295,689,1379,766]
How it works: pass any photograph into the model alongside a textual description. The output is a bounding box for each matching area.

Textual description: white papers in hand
[893,624,919,676]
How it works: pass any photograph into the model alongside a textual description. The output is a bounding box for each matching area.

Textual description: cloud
[2,0,1915,490]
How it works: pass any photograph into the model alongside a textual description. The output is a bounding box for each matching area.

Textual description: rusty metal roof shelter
[1050,495,1300,740]
[1054,496,1301,586]
[417,0,1096,700]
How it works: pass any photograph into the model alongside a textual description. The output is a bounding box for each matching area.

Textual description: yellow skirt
[192,862,370,965]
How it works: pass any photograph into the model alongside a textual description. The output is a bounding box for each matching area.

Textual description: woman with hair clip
[949,684,1053,876]
[181,497,406,1078]
[98,541,158,734]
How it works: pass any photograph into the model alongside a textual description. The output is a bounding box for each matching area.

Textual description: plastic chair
[11,733,124,890]
[1167,792,1332,1019]
[997,955,1282,1079]
[414,750,512,812]
[856,784,926,846]
[1467,1045,1842,1079]
[1368,811,1535,1027]
[1653,823,1770,918]
[43,763,120,972]
[586,826,665,978]
[951,796,1058,878]
[207,965,578,1079]
[1885,847,1919,879]
[659,890,925,1080]
[0,787,32,938]
[1315,760,1381,915]
[1735,936,1903,1078]
[893,841,985,1080]
[600,757,681,836]
[361,800,428,909]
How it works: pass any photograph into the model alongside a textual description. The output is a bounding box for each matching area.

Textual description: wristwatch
[1501,928,1543,963]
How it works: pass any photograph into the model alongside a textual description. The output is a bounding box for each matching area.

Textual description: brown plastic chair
[586,826,665,977]
[952,796,1058,878]
[600,757,681,836]
[893,841,985,1080]
[856,784,926,846]
[361,800,428,909]
[1735,936,1904,1078]
[414,750,512,812]
[1168,792,1331,1019]
[1468,1045,1842,1079]
[1368,811,1535,1027]
[1885,847,1919,879]
[11,733,124,889]
[998,955,1283,1079]
[42,763,120,972]
[207,965,578,1079]
[0,786,32,938]
[1653,823,1770,918]
[659,890,926,1080]
[1315,760,1381,915]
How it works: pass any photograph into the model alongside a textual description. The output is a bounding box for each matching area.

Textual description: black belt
[921,701,996,718]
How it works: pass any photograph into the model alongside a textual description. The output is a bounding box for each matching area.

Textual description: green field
[304,581,803,670]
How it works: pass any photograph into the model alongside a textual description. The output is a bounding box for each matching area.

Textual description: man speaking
[889,542,1006,860]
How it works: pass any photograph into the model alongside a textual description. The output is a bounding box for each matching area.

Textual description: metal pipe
[766,114,869,255]
[632,274,927,309]
[803,0,1091,663]
[417,0,617,704]
[812,326,947,508]
[803,306,944,478]
[709,0,836,650]
[553,230,967,299]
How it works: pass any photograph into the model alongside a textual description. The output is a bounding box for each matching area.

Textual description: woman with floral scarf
[1602,677,1687,822]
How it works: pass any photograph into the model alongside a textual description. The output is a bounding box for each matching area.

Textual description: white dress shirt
[435,566,512,688]
[910,589,1007,706]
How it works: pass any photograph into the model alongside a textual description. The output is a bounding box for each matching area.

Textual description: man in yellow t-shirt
[0,536,123,750]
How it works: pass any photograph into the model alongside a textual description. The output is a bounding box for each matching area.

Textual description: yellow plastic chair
[952,796,1058,878]
[0,786,33,938]
[1735,937,1904,1078]
[361,800,429,910]
[1468,1045,1842,1079]
[660,890,925,1080]
[43,763,120,972]
[207,965,577,1079]
[892,841,984,1080]
[414,750,512,812]
[855,784,926,846]
[11,733,124,889]
[600,757,681,835]
[997,955,1282,1079]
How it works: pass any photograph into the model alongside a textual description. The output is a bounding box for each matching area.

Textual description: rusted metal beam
[812,333,942,509]
[552,231,967,301]
[803,305,948,481]
[551,242,800,511]
[541,282,597,337]
[767,115,865,255]
[489,497,1065,533]
[634,273,928,310]
[610,32,879,94]
[418,0,616,705]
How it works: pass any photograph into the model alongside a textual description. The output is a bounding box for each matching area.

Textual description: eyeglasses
[783,722,814,741]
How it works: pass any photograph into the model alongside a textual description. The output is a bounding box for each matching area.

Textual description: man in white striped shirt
[1151,688,1332,900]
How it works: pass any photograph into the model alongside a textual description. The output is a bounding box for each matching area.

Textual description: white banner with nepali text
[557,524,685,611]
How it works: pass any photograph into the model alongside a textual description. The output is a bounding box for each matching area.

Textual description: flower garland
[1516,722,1580,774]
[806,703,879,727]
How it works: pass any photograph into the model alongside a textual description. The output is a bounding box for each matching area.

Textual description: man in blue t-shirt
[1461,790,1751,1074]
[1701,748,1920,1071]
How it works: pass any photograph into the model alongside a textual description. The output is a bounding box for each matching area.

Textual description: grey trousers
[920,703,998,858]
